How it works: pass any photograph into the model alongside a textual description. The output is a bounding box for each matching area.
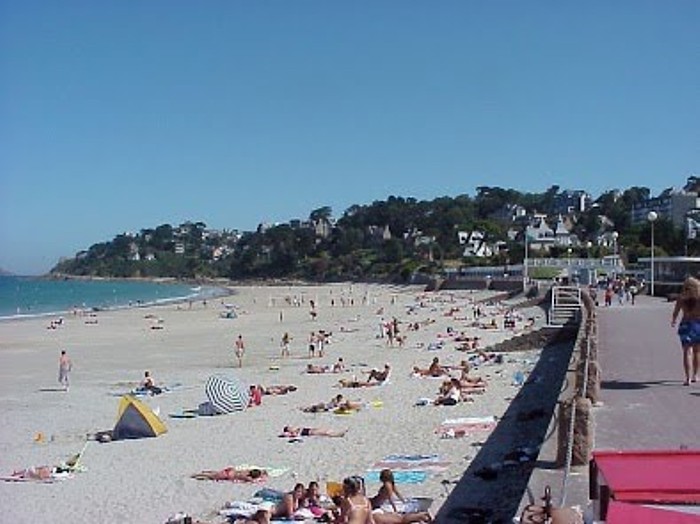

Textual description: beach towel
[168,408,199,419]
[436,415,497,438]
[365,470,427,484]
[371,453,450,472]
[384,454,440,462]
[219,501,272,519]
[371,460,451,471]
[375,497,434,513]
[367,454,449,484]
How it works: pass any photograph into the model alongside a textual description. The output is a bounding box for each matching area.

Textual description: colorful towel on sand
[384,454,439,462]
[371,460,451,471]
[436,416,497,438]
[372,454,450,471]
[367,454,449,483]
[365,470,428,484]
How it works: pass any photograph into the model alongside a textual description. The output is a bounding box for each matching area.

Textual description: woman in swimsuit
[191,467,267,482]
[369,470,432,523]
[672,276,700,385]
[270,483,306,519]
[281,425,347,438]
[337,476,374,524]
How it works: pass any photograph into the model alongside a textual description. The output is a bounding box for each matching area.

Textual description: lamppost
[612,231,619,277]
[523,226,529,293]
[648,211,658,296]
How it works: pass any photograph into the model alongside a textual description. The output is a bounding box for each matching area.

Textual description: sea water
[0,275,226,319]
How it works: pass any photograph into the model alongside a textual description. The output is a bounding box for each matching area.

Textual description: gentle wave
[0,276,230,320]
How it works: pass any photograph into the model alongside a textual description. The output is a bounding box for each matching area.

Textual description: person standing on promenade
[234,334,245,368]
[58,350,72,391]
[671,276,700,386]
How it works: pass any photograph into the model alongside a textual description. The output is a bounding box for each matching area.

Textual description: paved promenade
[516,293,699,521]
[595,294,699,450]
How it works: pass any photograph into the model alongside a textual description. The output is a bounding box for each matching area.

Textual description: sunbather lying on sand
[337,364,390,388]
[191,467,268,482]
[412,357,448,378]
[7,466,56,481]
[261,384,298,395]
[367,364,391,382]
[306,359,345,374]
[306,363,333,374]
[303,394,362,413]
[280,425,347,438]
[454,361,487,389]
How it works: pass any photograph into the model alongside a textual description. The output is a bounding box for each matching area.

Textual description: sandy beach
[0,283,548,523]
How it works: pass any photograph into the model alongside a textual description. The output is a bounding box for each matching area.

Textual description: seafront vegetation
[51,185,691,281]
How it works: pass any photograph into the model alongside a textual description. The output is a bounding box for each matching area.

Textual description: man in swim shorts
[671,276,700,386]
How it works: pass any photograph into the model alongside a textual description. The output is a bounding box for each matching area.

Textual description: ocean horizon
[0,275,229,320]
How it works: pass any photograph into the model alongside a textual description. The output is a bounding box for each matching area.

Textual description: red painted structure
[590,450,700,523]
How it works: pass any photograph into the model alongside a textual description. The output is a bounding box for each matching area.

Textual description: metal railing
[549,286,582,325]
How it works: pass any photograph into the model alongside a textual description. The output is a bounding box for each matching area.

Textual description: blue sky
[1,2,698,275]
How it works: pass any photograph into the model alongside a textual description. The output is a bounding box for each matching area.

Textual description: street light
[648,211,658,296]
[612,231,619,277]
[523,226,529,293]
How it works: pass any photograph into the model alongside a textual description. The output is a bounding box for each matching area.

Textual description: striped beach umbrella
[205,375,250,414]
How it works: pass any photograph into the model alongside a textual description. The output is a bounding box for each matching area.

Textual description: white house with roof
[524,214,579,251]
[457,230,494,257]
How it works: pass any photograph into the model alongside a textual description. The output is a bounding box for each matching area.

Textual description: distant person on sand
[191,467,268,482]
[671,276,700,386]
[140,370,163,395]
[367,364,391,384]
[58,350,72,391]
[280,425,347,438]
[281,332,291,358]
[370,469,432,523]
[412,357,447,377]
[234,334,245,367]
[308,332,317,358]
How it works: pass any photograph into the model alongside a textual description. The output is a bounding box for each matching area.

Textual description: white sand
[0,283,546,523]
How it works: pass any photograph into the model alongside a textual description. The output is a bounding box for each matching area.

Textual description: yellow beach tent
[112,395,167,440]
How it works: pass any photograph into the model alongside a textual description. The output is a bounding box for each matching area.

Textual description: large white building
[631,183,700,228]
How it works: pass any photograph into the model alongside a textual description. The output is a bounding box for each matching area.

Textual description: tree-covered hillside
[51,186,691,281]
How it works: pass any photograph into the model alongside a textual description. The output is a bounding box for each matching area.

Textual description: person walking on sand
[671,276,700,386]
[58,350,72,391]
[281,332,291,358]
[234,334,245,368]
[308,331,317,358]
